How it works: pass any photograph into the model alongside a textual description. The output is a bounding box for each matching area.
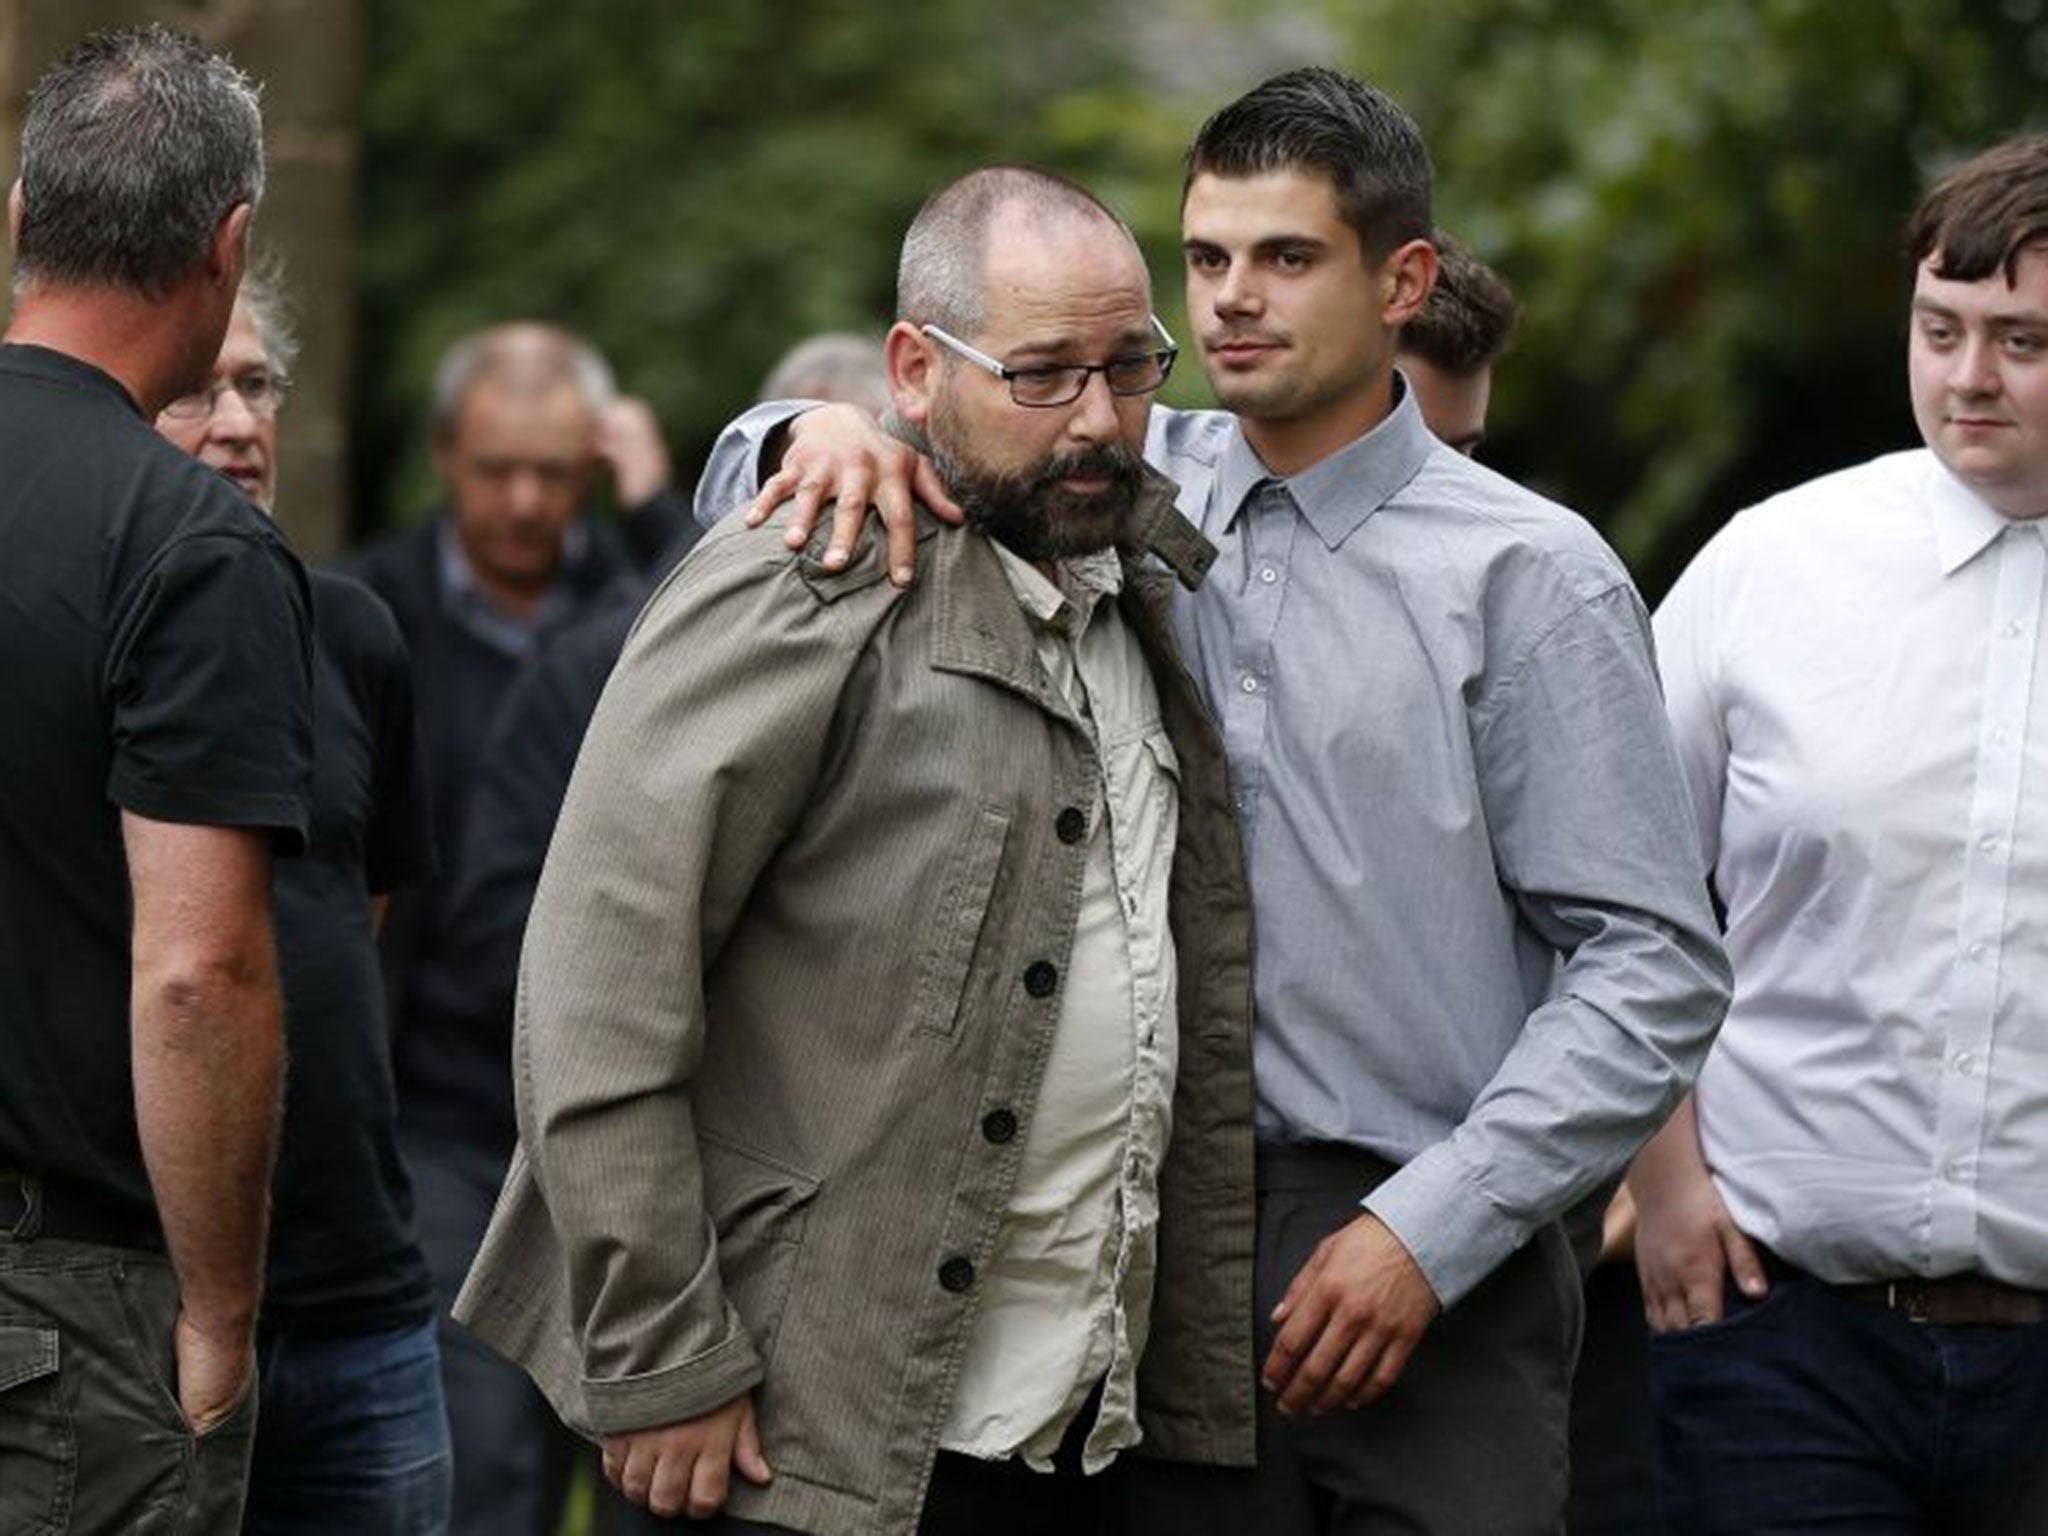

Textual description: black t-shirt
[0,343,314,1232]
[265,571,437,1334]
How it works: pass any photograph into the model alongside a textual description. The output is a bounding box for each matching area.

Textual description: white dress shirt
[1657,448,2048,1286]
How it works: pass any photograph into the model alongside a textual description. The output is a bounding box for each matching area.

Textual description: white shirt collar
[1928,455,2034,577]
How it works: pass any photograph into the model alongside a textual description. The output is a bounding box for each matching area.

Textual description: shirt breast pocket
[909,804,1012,1039]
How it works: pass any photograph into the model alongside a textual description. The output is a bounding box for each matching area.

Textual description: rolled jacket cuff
[581,1325,765,1436]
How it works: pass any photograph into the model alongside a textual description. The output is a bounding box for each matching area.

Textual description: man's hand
[1264,1212,1441,1415]
[174,1307,256,1434]
[597,396,675,510]
[602,1392,773,1521]
[743,403,962,586]
[1628,1096,1768,1333]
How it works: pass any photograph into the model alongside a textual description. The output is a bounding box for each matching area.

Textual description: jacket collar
[899,419,1208,714]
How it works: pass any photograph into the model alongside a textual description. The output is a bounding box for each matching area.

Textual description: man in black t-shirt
[156,273,450,1534]
[0,26,312,1536]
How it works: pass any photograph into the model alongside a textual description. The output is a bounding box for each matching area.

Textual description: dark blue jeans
[242,1316,453,1535]
[1650,1270,2048,1535]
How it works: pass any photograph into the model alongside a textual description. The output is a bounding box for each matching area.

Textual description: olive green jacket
[455,471,1256,1535]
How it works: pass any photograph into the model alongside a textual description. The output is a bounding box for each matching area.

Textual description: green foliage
[1296,0,2048,591]
[355,0,2048,591]
[353,0,1206,529]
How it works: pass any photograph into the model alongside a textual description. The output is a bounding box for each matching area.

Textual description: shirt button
[1240,675,1259,693]
[981,1108,1018,1144]
[939,1256,976,1293]
[1953,1051,1976,1075]
[1993,728,2012,745]
[1259,566,1279,585]
[1968,941,1987,962]
[1023,961,1059,998]
[2006,621,2025,638]
[1944,1161,1968,1184]
[1055,806,1087,844]
[1978,834,1999,853]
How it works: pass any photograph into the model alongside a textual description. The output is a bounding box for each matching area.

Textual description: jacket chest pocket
[909,804,1012,1039]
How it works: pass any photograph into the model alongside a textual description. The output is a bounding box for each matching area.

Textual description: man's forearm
[132,945,284,1332]
[124,812,286,1339]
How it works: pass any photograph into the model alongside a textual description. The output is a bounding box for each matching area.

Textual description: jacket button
[1023,961,1059,998]
[1056,806,1087,844]
[939,1256,975,1293]
[982,1109,1018,1144]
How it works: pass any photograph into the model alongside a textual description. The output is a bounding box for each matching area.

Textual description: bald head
[897,166,1142,337]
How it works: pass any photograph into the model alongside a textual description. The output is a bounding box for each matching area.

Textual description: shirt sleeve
[689,400,818,531]
[105,528,315,849]
[1364,583,1732,1306]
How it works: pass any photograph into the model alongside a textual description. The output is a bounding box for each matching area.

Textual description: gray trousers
[1110,1141,1581,1536]
[0,1234,258,1534]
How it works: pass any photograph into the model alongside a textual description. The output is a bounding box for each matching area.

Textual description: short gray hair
[16,24,264,298]
[897,165,1133,336]
[236,255,299,376]
[429,322,615,443]
[756,332,890,415]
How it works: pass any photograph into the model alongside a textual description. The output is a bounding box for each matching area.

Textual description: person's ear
[1381,238,1439,330]
[8,180,25,251]
[886,321,943,427]
[208,202,253,289]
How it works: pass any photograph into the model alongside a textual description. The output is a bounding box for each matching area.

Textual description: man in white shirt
[1631,133,2048,1535]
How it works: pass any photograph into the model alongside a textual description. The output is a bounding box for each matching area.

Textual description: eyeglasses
[920,317,1178,408]
[160,368,291,421]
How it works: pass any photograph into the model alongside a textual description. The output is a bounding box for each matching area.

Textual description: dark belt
[1760,1246,2047,1328]
[0,1170,166,1252]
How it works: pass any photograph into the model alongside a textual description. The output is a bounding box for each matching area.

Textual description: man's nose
[1951,333,2003,399]
[208,386,261,442]
[1064,369,1122,443]
[1213,263,1261,317]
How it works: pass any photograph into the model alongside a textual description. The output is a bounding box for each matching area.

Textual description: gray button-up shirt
[1146,388,1727,1304]
[693,386,1729,1307]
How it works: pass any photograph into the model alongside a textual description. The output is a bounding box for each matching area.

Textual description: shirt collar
[1215,371,1435,549]
[989,542,1124,640]
[435,517,582,658]
[0,342,145,418]
[1927,454,2038,576]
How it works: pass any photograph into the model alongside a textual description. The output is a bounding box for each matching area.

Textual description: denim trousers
[1651,1268,2048,1535]
[0,1234,258,1535]
[242,1315,453,1535]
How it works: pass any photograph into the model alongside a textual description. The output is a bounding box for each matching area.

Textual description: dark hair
[16,24,264,298]
[898,164,1134,334]
[1183,67,1432,260]
[1399,232,1517,375]
[1906,134,2048,285]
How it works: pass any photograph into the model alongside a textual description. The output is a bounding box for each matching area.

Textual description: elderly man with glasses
[453,165,1257,1536]
[155,274,450,1534]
